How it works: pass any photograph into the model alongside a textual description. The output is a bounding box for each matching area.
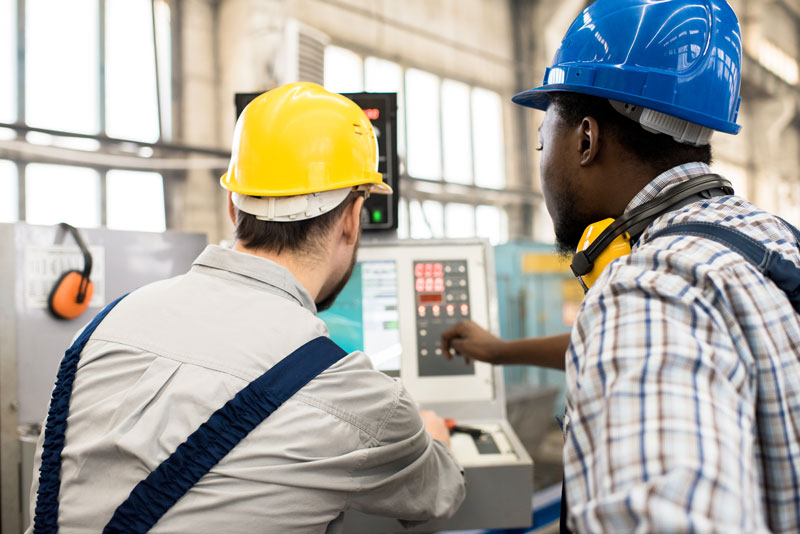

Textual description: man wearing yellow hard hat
[27,82,465,533]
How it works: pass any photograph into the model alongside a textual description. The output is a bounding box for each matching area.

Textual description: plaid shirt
[564,162,800,533]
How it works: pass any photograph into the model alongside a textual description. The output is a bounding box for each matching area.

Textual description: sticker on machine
[24,245,106,309]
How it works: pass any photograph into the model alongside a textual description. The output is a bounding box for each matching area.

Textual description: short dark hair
[234,191,362,255]
[548,92,712,172]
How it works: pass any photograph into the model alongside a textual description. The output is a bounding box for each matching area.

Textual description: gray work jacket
[26,245,465,533]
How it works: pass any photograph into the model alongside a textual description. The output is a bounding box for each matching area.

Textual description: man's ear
[342,196,365,245]
[227,191,236,225]
[578,116,601,166]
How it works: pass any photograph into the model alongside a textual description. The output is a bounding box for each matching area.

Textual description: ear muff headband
[48,223,95,320]
[571,174,733,281]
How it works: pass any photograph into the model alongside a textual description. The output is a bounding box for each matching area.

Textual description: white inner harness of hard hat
[232,187,368,222]
[608,99,714,146]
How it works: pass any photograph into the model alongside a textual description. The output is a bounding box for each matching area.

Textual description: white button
[435,348,442,356]
[459,279,467,287]
[420,329,427,336]
[446,280,453,287]
[421,349,429,356]
[458,265,466,273]
[445,266,452,273]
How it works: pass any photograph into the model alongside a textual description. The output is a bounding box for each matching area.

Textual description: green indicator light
[372,210,383,223]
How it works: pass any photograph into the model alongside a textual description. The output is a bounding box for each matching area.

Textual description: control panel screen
[319,261,402,375]
[414,261,475,377]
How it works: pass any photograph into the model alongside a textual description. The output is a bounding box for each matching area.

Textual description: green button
[372,210,383,223]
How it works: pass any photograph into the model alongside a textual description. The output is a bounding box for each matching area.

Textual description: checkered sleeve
[564,263,769,533]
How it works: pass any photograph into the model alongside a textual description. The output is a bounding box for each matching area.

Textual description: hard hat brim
[512,85,742,135]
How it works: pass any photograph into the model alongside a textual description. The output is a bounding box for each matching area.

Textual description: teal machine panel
[494,241,584,417]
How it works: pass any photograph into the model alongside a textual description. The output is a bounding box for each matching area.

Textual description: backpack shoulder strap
[103,336,347,534]
[649,221,800,312]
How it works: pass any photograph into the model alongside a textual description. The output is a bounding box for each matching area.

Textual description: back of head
[220,82,391,256]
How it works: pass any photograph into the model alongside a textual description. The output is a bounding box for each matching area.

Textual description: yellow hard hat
[221,82,392,199]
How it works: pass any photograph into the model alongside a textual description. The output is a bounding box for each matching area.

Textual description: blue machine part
[494,242,583,417]
[512,0,742,134]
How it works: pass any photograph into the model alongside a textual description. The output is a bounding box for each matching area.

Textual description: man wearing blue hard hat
[444,0,800,532]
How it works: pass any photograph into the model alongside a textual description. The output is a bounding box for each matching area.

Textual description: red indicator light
[432,305,441,316]
[418,305,426,316]
[364,108,380,120]
[446,304,455,316]
[460,304,469,315]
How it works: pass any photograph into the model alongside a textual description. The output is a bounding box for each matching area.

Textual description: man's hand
[419,410,451,447]
[441,320,505,365]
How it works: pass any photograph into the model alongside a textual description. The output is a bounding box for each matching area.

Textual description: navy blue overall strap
[649,221,800,313]
[34,294,129,534]
[103,335,348,534]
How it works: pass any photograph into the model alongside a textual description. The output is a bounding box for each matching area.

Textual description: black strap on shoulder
[649,221,800,313]
[571,174,733,277]
[103,336,347,534]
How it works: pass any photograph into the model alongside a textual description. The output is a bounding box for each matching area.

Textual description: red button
[432,305,441,316]
[414,264,424,277]
[434,278,444,292]
[434,263,444,275]
[415,278,425,292]
[460,304,469,315]
[425,278,434,291]
[446,304,455,316]
[418,305,426,317]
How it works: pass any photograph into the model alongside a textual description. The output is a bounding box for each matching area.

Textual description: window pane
[26,0,99,134]
[405,69,441,180]
[107,170,165,231]
[365,57,406,158]
[471,88,505,189]
[445,203,475,238]
[476,205,508,245]
[154,0,172,140]
[324,46,363,93]
[441,80,472,184]
[26,164,101,227]
[397,197,409,239]
[409,199,444,239]
[0,160,17,222]
[106,0,159,142]
[0,0,15,123]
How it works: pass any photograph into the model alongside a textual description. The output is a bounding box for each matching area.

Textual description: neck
[233,241,326,300]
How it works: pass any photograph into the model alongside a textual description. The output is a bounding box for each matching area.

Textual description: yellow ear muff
[576,218,632,289]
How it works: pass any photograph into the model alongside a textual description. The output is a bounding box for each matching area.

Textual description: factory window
[0,160,17,222]
[409,200,444,239]
[444,203,476,238]
[471,88,506,189]
[441,80,473,185]
[106,170,166,232]
[324,46,364,93]
[1,0,15,124]
[405,69,442,180]
[25,164,102,228]
[26,0,100,134]
[476,205,509,245]
[4,0,171,230]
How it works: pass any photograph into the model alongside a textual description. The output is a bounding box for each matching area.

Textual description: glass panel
[397,197,409,239]
[0,160,17,222]
[409,199,444,239]
[106,0,159,142]
[471,88,505,189]
[324,46,363,93]
[441,79,472,184]
[26,164,101,227]
[445,203,475,238]
[154,0,172,140]
[405,69,441,180]
[365,57,406,157]
[26,0,100,134]
[0,0,15,123]
[107,170,165,231]
[476,205,509,245]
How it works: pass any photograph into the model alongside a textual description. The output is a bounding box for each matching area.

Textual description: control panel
[414,260,473,376]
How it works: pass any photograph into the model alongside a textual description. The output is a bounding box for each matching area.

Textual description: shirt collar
[191,245,318,314]
[623,162,714,214]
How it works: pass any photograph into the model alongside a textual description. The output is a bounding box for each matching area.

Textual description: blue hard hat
[513,0,742,135]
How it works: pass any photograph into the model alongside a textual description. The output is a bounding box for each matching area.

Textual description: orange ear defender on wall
[48,223,94,320]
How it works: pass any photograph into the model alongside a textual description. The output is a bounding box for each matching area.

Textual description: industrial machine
[0,222,207,534]
[320,238,533,532]
[493,241,584,418]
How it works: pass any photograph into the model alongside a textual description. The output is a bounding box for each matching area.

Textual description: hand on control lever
[420,410,451,448]
[441,320,505,365]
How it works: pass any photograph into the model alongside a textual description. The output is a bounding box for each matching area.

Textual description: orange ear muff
[48,271,95,320]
